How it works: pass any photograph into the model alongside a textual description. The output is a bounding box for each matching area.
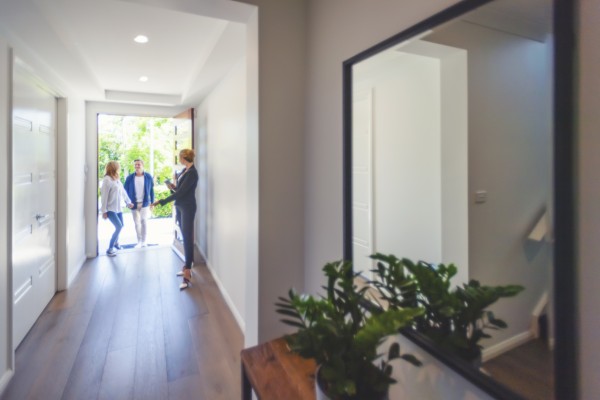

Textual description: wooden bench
[241,337,317,400]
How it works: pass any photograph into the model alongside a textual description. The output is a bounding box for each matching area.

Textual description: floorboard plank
[133,295,168,400]
[483,339,554,400]
[167,373,208,400]
[61,257,128,400]
[1,246,244,400]
[161,291,200,382]
[189,314,241,400]
[28,310,95,400]
[98,346,136,400]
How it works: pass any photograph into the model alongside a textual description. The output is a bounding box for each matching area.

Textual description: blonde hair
[179,149,195,163]
[105,161,120,179]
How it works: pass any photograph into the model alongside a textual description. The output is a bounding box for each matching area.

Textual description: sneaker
[134,243,142,249]
[114,243,122,250]
[107,248,117,257]
[141,242,147,247]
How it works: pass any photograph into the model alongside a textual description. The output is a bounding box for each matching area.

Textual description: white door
[12,62,57,348]
[352,89,374,277]
[171,109,194,259]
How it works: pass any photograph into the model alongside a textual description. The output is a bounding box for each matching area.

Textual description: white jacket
[100,176,132,213]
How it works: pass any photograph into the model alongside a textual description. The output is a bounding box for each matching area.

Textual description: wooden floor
[483,339,554,400]
[1,246,243,400]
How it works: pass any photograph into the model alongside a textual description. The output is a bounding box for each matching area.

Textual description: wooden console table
[241,337,317,400]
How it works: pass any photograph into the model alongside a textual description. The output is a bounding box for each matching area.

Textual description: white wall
[428,21,553,348]
[578,1,600,398]
[196,59,248,330]
[243,9,259,348]
[303,0,461,293]
[57,97,87,289]
[439,48,469,286]
[0,37,14,393]
[236,0,307,343]
[65,99,87,285]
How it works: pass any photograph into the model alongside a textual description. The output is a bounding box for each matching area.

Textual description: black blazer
[159,165,198,208]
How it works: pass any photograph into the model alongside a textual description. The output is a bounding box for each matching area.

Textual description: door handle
[35,214,51,224]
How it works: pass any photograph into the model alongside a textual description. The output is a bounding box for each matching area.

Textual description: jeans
[107,211,124,250]
[176,204,196,269]
[131,203,150,243]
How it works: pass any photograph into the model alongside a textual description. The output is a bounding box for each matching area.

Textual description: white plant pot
[315,384,331,400]
[315,366,331,400]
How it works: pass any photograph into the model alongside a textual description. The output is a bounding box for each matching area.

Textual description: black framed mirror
[342,0,576,399]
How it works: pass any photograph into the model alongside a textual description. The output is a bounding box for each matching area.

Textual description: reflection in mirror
[349,0,554,398]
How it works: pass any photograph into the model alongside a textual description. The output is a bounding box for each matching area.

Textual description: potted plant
[276,260,424,400]
[369,253,525,367]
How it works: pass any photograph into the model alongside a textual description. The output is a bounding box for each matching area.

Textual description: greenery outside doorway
[97,114,178,253]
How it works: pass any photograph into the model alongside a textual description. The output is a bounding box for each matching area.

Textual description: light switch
[475,190,487,204]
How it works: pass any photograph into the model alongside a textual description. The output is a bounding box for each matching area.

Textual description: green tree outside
[98,114,176,218]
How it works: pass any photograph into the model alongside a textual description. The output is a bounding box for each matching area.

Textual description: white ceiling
[463,0,553,42]
[0,0,251,107]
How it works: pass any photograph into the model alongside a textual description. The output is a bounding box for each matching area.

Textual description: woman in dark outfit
[152,148,198,289]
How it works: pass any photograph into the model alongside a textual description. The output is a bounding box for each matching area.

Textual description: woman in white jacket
[101,161,133,256]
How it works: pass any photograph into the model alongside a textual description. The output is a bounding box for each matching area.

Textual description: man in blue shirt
[124,159,155,247]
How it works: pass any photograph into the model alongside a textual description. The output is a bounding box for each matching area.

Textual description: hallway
[0,247,243,400]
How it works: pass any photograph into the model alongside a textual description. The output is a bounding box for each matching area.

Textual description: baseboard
[184,243,245,333]
[171,245,185,262]
[67,254,88,288]
[195,240,207,263]
[0,368,14,397]
[482,331,533,362]
[203,260,246,334]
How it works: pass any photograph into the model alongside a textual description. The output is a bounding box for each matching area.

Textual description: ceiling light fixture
[134,35,149,44]
[139,76,148,82]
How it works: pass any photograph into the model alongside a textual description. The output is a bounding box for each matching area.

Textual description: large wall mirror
[342,0,576,399]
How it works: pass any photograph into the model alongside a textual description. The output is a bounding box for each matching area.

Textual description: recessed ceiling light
[134,35,149,44]
[139,76,148,82]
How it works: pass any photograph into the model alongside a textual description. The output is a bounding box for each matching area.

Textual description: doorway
[96,114,178,255]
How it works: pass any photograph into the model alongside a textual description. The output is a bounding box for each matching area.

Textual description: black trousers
[176,204,196,269]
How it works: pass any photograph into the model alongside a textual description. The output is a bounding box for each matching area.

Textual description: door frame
[85,103,190,258]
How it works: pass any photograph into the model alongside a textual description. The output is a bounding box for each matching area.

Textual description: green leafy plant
[152,189,173,218]
[276,260,424,400]
[370,253,524,363]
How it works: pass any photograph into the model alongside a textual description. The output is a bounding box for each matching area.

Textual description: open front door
[171,109,194,260]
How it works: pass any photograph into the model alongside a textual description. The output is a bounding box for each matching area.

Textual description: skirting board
[171,245,185,263]
[482,331,534,362]
[67,255,88,288]
[203,261,246,334]
[195,245,246,334]
[0,369,14,396]
[173,243,246,333]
